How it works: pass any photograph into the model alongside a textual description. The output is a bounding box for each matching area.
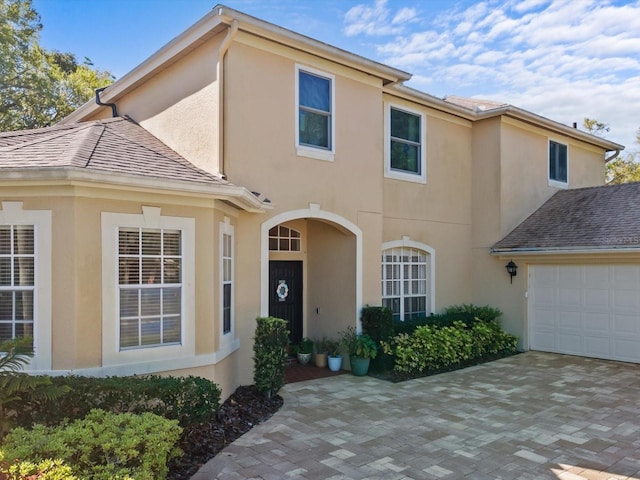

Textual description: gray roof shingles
[0,116,229,186]
[492,182,640,252]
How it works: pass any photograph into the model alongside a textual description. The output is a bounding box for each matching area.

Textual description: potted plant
[325,338,343,372]
[342,326,377,376]
[296,337,314,365]
[314,336,329,368]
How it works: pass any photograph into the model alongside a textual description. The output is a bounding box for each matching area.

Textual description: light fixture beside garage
[505,260,518,284]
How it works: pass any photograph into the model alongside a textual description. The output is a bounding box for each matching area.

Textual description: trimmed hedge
[14,374,221,430]
[392,304,503,335]
[382,319,518,379]
[253,316,289,398]
[1,409,182,480]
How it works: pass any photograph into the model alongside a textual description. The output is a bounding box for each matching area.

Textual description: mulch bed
[167,385,283,480]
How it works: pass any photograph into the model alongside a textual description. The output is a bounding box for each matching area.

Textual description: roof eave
[490,246,640,256]
[476,106,625,152]
[60,4,411,124]
[0,167,272,213]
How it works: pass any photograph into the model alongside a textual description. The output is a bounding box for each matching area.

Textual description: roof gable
[492,183,640,253]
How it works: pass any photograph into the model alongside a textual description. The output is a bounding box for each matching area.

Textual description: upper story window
[0,225,35,347]
[549,140,568,187]
[385,103,426,183]
[296,65,335,161]
[269,225,301,252]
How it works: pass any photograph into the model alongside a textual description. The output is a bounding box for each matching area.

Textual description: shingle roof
[0,116,228,185]
[492,182,640,252]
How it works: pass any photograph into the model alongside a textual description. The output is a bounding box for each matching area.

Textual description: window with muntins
[298,69,332,150]
[222,232,232,335]
[390,107,422,175]
[118,227,182,349]
[381,247,430,321]
[549,140,568,184]
[0,225,34,347]
[268,225,301,252]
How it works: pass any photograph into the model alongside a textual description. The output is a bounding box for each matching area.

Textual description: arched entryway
[260,204,362,344]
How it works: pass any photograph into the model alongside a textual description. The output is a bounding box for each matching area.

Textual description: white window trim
[101,207,195,370]
[218,218,239,360]
[295,64,336,162]
[0,202,51,372]
[548,138,569,189]
[382,237,435,317]
[384,102,427,184]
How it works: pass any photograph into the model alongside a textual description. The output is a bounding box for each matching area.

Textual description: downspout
[216,18,239,179]
[605,149,621,163]
[95,87,118,117]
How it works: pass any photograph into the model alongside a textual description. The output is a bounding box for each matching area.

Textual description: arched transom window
[382,247,431,321]
[269,225,301,252]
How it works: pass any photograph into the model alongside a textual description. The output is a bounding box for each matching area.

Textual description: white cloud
[345,0,640,150]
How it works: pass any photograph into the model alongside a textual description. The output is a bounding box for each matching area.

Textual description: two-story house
[1,5,634,398]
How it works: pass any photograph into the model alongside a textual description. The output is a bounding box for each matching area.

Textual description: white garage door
[529,264,640,363]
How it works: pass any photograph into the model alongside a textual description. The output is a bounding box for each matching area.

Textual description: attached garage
[492,183,640,363]
[528,264,640,362]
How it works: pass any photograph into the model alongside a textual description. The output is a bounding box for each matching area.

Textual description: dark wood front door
[269,260,303,344]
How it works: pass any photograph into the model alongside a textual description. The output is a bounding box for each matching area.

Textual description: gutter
[490,246,640,256]
[216,18,239,179]
[0,167,271,213]
[605,149,621,163]
[475,105,625,153]
[59,5,410,125]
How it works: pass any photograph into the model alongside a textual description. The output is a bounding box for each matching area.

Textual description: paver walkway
[193,352,640,479]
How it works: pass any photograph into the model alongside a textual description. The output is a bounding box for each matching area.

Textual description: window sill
[297,146,335,162]
[548,179,568,189]
[385,169,426,184]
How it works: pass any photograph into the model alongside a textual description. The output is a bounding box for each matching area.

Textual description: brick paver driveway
[193,352,640,479]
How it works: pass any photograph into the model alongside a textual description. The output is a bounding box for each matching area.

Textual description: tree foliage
[0,0,113,131]
[583,118,640,185]
[0,337,69,438]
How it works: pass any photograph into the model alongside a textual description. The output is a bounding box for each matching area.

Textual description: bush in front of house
[392,303,503,335]
[253,316,289,398]
[1,409,182,480]
[0,450,76,480]
[14,374,221,431]
[381,318,518,379]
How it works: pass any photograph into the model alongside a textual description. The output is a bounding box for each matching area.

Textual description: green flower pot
[350,356,370,376]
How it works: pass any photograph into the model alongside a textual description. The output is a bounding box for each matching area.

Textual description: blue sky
[33,0,640,151]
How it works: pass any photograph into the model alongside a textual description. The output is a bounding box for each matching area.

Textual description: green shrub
[16,374,221,430]
[0,337,69,438]
[0,451,77,480]
[253,316,289,398]
[392,304,503,336]
[361,307,395,374]
[444,304,502,323]
[382,318,517,378]
[361,306,394,343]
[2,409,182,480]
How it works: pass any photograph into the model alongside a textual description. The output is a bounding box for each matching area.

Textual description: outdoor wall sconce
[505,260,518,284]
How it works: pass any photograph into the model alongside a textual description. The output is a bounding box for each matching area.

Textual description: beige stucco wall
[86,32,226,176]
[470,116,609,349]
[0,184,245,399]
[382,97,475,312]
